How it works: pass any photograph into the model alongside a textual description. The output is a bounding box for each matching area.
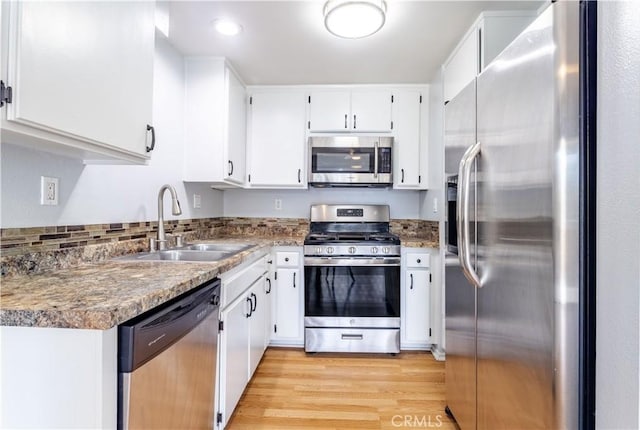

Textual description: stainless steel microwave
[308,136,393,187]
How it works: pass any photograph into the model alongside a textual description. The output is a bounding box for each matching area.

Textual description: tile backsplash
[1,217,437,277]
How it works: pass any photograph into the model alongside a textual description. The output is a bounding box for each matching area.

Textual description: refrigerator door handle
[457,141,482,288]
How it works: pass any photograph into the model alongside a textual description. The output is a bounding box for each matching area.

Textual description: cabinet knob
[417,258,421,264]
[285,257,289,262]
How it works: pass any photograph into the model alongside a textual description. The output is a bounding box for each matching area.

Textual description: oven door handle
[304,257,401,266]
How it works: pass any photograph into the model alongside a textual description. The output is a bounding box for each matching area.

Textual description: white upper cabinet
[443,11,536,103]
[350,90,393,132]
[0,1,155,164]
[246,89,307,188]
[184,58,246,187]
[392,89,428,189]
[308,89,392,132]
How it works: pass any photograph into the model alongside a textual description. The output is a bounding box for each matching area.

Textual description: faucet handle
[149,237,158,252]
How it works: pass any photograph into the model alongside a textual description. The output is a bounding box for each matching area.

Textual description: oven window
[311,147,375,174]
[304,266,400,317]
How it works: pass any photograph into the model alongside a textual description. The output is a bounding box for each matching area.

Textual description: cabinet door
[308,91,351,132]
[248,278,266,377]
[351,90,392,132]
[225,68,246,185]
[403,269,431,343]
[264,275,273,350]
[5,1,154,157]
[219,295,250,426]
[273,268,301,339]
[443,27,479,104]
[392,90,422,188]
[247,91,306,187]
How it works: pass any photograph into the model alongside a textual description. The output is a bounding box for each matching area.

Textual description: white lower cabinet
[270,248,304,346]
[248,277,268,377]
[217,253,268,428]
[401,249,432,349]
[219,291,250,427]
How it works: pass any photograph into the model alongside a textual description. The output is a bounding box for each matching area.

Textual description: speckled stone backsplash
[1,217,437,277]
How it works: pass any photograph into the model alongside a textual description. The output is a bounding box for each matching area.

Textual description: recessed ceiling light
[213,19,242,36]
[324,0,387,39]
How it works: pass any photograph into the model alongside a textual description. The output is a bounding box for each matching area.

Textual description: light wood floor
[226,348,458,430]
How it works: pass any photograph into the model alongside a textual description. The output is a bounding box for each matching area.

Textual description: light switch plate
[41,176,59,206]
[193,194,201,209]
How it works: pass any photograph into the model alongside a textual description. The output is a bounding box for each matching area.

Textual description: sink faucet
[156,184,182,251]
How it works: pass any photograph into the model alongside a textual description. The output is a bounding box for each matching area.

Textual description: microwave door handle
[457,141,482,288]
[374,141,379,178]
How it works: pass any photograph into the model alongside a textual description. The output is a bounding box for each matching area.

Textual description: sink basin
[116,249,232,262]
[181,243,254,253]
[113,243,256,263]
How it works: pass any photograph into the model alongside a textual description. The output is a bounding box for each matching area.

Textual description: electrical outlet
[274,199,282,210]
[193,194,201,209]
[40,176,59,206]
[433,197,438,213]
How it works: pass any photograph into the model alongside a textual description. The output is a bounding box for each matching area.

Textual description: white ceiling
[167,1,543,85]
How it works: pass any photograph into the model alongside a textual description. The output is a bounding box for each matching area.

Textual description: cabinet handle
[293,272,296,288]
[266,278,271,294]
[245,296,253,318]
[298,169,301,183]
[251,292,257,312]
[228,160,234,176]
[344,114,348,129]
[353,114,356,129]
[410,273,414,290]
[146,124,155,153]
[401,168,405,183]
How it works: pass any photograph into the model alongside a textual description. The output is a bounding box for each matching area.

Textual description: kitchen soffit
[167,0,543,85]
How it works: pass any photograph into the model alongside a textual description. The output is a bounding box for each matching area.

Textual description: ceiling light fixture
[213,19,242,36]
[323,0,387,39]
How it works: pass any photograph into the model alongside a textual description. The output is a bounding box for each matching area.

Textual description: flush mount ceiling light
[213,19,242,36]
[323,0,387,39]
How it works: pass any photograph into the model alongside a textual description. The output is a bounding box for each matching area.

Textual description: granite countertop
[0,234,436,330]
[399,237,439,248]
[0,236,303,330]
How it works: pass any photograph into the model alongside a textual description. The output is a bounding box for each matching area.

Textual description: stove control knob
[348,246,356,254]
[382,247,390,254]
[371,247,379,254]
[326,247,334,254]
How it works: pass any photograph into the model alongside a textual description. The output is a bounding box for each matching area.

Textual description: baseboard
[431,345,446,361]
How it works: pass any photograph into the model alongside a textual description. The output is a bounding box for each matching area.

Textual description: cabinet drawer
[222,256,267,308]
[405,253,430,268]
[276,252,299,267]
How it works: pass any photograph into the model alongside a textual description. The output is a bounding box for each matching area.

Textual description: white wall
[596,1,640,429]
[0,36,224,228]
[420,66,445,223]
[223,188,421,219]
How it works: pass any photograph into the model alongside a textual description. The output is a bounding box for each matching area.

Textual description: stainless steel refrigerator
[444,2,595,429]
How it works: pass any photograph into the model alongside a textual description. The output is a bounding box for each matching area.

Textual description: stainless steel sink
[113,243,256,263]
[181,243,254,253]
[116,249,232,262]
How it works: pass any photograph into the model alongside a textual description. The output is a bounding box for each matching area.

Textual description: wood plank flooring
[226,348,458,430]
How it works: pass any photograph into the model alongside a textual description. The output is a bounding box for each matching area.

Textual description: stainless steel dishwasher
[118,279,220,430]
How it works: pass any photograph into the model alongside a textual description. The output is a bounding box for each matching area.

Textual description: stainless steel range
[304,204,401,353]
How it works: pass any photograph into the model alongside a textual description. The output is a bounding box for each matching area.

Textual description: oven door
[304,257,400,328]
